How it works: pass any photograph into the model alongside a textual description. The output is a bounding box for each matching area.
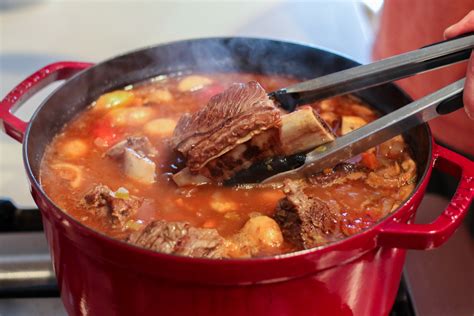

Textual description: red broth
[40,72,416,256]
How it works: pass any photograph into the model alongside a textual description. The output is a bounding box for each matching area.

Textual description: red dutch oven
[1,38,473,316]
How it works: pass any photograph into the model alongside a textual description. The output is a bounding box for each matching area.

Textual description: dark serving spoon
[226,33,473,184]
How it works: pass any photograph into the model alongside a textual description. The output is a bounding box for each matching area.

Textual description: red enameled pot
[1,38,473,316]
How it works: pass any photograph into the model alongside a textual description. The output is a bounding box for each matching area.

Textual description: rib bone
[173,106,335,186]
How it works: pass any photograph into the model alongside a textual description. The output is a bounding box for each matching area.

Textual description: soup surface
[40,72,417,258]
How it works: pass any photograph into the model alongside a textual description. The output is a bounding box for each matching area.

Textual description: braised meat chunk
[80,185,142,226]
[127,220,226,258]
[171,81,335,185]
[198,106,335,182]
[274,181,340,249]
[171,81,281,172]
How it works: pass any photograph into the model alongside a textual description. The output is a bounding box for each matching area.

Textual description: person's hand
[444,11,474,119]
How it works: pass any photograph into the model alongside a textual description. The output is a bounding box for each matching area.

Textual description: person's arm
[444,10,474,119]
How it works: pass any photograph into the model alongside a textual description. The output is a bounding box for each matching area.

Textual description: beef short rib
[127,220,226,258]
[274,181,340,248]
[80,184,142,226]
[171,81,335,185]
[171,81,281,173]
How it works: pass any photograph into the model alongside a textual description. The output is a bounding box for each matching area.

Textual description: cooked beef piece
[198,128,281,181]
[106,136,157,184]
[274,181,340,249]
[171,81,281,172]
[80,184,142,226]
[197,106,336,182]
[308,163,368,187]
[127,220,225,258]
[106,136,158,159]
[172,106,336,185]
[171,81,336,185]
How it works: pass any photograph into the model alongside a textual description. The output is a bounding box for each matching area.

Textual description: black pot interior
[25,37,431,189]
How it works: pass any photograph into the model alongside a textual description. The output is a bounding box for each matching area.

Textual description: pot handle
[0,62,93,143]
[378,144,474,249]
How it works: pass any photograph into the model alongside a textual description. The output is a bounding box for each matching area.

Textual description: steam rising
[134,37,351,82]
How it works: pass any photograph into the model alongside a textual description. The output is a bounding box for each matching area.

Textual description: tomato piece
[92,120,122,147]
[361,152,379,170]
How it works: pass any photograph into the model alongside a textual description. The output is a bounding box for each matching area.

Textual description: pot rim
[22,36,433,265]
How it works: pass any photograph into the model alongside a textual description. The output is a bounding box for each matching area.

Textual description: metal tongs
[262,33,473,183]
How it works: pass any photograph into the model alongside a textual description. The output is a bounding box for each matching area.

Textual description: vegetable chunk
[123,148,156,184]
[178,75,212,92]
[94,91,135,111]
[341,116,367,135]
[240,216,283,249]
[226,216,283,257]
[61,139,88,159]
[144,118,177,137]
[145,89,173,103]
[107,107,155,127]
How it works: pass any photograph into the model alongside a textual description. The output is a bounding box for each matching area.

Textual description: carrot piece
[361,152,379,170]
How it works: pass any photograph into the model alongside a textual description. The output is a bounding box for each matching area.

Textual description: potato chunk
[226,216,283,257]
[144,118,177,137]
[61,139,88,159]
[178,75,212,92]
[94,91,135,111]
[341,116,367,135]
[107,107,155,127]
[145,89,173,103]
[240,216,284,250]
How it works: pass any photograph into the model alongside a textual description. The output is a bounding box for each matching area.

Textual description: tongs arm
[263,78,465,183]
[270,33,473,111]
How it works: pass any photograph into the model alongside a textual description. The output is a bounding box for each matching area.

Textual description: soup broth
[40,72,416,258]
